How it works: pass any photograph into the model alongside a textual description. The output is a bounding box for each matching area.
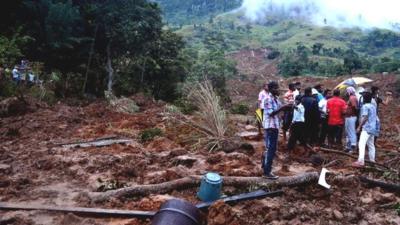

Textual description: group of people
[258,80,391,179]
[6,60,37,86]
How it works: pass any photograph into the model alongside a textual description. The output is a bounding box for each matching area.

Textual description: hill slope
[172,8,400,76]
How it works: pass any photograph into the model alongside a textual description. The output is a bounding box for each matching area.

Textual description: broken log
[53,135,118,146]
[360,176,400,193]
[0,202,156,218]
[89,172,319,203]
[61,138,133,148]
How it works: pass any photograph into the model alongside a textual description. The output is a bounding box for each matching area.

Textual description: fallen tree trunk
[360,176,400,193]
[90,172,319,203]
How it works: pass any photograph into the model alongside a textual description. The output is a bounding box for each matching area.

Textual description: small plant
[139,128,163,142]
[230,103,249,115]
[173,98,198,114]
[395,203,400,215]
[267,50,280,60]
[187,81,228,151]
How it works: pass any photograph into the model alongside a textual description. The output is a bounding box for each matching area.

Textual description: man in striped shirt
[262,81,290,179]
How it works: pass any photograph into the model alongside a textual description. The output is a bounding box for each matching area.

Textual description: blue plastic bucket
[197,172,222,202]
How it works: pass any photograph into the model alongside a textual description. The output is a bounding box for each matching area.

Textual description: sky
[241,0,400,30]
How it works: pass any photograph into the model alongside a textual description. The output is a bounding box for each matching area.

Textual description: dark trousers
[287,122,306,150]
[319,117,329,145]
[263,128,279,175]
[282,111,293,132]
[304,119,319,145]
[328,125,343,146]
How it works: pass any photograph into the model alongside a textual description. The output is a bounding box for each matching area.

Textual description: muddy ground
[0,49,399,225]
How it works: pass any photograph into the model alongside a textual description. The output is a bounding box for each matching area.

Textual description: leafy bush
[174,98,198,114]
[230,103,249,115]
[266,50,280,60]
[28,86,57,105]
[139,128,163,142]
[0,81,17,98]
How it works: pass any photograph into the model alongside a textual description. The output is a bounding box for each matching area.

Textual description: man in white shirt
[12,66,20,83]
[287,95,306,152]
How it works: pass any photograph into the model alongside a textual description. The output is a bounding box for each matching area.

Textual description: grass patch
[139,128,163,142]
[230,103,249,115]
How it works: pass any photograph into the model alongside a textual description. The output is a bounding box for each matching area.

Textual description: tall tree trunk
[82,24,99,95]
[106,42,114,92]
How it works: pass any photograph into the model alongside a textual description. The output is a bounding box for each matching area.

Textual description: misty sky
[241,0,400,30]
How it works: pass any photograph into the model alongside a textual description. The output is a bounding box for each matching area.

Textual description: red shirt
[327,96,347,125]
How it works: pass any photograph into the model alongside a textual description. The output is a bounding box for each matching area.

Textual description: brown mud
[0,50,399,224]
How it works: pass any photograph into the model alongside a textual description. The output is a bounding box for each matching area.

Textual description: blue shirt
[360,103,378,135]
[317,93,324,103]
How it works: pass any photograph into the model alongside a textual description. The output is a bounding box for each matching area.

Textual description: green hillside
[173,9,400,76]
[154,0,242,25]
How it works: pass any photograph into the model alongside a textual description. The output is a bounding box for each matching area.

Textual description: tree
[188,50,236,103]
[343,49,362,74]
[312,43,324,55]
[85,0,163,92]
[115,30,188,101]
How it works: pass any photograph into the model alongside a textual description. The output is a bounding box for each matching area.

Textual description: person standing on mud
[353,92,378,167]
[326,89,347,148]
[344,87,358,153]
[318,89,332,147]
[262,81,290,179]
[370,86,392,145]
[258,83,269,146]
[282,83,295,142]
[301,87,320,146]
[287,95,306,155]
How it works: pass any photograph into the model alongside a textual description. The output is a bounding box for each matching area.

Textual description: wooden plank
[53,135,119,146]
[0,203,156,218]
[62,139,133,148]
[196,190,283,209]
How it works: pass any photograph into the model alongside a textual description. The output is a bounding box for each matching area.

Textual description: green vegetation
[0,0,187,101]
[173,98,198,115]
[230,103,249,115]
[154,0,242,26]
[2,0,400,104]
[174,10,400,77]
[139,128,163,142]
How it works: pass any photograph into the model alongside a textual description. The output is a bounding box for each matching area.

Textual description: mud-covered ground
[1,50,399,224]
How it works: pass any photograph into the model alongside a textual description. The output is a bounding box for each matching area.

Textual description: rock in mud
[360,197,374,204]
[373,192,395,204]
[172,155,197,168]
[0,164,11,174]
[333,209,344,220]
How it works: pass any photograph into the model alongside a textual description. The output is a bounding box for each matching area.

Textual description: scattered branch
[360,176,400,193]
[89,172,319,203]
